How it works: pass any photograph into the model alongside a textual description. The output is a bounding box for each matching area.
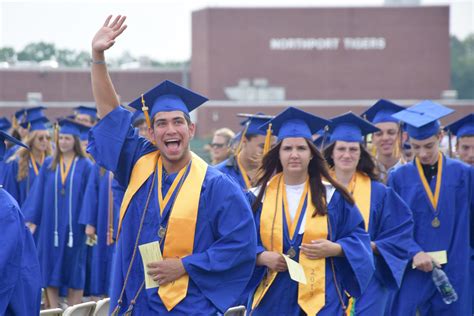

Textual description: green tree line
[0,36,473,98]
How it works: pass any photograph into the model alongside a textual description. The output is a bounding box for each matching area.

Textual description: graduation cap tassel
[141,94,152,129]
[54,231,59,247]
[68,231,73,248]
[263,123,273,155]
[448,131,453,158]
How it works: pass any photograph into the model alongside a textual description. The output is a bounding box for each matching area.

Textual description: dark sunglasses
[210,143,226,149]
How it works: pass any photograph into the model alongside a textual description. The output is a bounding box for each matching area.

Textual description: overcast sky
[0,0,472,61]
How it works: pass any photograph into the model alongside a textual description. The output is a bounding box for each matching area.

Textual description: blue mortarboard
[329,112,379,143]
[80,124,91,141]
[361,99,405,124]
[328,112,380,143]
[15,106,47,124]
[392,100,454,140]
[58,119,89,137]
[20,117,49,131]
[444,114,474,138]
[128,80,208,120]
[259,107,330,141]
[74,105,97,120]
[131,110,145,125]
[0,117,11,131]
[0,130,28,161]
[238,113,273,136]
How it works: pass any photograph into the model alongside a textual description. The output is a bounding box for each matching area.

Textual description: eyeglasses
[210,143,226,149]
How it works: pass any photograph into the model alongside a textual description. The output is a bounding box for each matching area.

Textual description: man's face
[457,136,474,166]
[210,135,230,163]
[150,111,195,164]
[372,122,399,157]
[75,114,94,126]
[410,134,441,165]
[241,135,266,165]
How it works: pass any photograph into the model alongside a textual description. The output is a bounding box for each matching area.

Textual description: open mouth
[164,139,181,151]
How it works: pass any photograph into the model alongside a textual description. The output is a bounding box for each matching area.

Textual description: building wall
[191,6,450,101]
[0,68,184,103]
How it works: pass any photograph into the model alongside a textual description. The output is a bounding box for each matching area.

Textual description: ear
[188,122,196,139]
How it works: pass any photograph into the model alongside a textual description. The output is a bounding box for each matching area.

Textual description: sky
[0,0,472,62]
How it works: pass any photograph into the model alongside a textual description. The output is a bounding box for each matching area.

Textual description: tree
[451,35,474,99]
[0,47,15,62]
[17,42,56,62]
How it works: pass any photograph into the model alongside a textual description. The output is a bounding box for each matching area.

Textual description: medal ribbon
[29,152,44,176]
[236,153,252,190]
[60,154,75,185]
[415,152,443,213]
[157,156,187,216]
[282,178,309,239]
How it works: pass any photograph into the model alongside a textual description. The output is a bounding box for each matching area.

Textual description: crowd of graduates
[0,14,473,316]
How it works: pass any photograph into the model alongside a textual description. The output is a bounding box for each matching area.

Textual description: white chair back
[40,308,63,316]
[62,301,96,316]
[224,305,246,316]
[93,298,110,316]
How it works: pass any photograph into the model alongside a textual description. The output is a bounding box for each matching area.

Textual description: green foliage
[451,35,474,99]
[0,47,15,62]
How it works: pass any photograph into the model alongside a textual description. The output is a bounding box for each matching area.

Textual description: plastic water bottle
[432,267,458,304]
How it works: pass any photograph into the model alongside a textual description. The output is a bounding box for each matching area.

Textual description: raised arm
[91,15,127,118]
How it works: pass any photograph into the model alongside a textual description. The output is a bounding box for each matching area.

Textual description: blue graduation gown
[3,158,40,206]
[387,156,472,316]
[0,188,41,315]
[249,187,375,316]
[353,180,414,315]
[215,156,248,190]
[87,106,257,315]
[79,164,117,296]
[22,156,93,289]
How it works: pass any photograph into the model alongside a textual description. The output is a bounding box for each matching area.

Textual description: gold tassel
[12,115,18,130]
[141,94,151,129]
[54,122,59,145]
[263,123,273,155]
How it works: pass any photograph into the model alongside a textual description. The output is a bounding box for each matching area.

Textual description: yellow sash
[30,152,44,176]
[350,172,372,231]
[116,150,208,311]
[59,154,75,185]
[252,173,328,315]
[158,153,207,310]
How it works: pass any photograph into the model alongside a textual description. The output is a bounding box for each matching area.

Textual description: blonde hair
[12,130,52,181]
[213,128,235,146]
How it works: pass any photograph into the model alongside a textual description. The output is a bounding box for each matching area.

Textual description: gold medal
[287,247,296,259]
[158,226,166,238]
[60,188,65,195]
[431,217,440,228]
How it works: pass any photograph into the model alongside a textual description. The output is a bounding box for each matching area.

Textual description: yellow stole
[349,172,372,231]
[252,173,328,315]
[116,150,208,311]
[415,152,443,212]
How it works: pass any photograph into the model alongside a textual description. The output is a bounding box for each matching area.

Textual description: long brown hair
[323,142,380,181]
[253,139,354,216]
[50,134,87,171]
[10,130,52,181]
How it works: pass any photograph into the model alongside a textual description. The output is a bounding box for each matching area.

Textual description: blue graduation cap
[128,80,208,124]
[444,114,474,138]
[392,100,454,140]
[259,107,330,141]
[0,117,11,131]
[58,119,90,137]
[20,117,49,131]
[14,106,47,125]
[74,105,97,120]
[0,131,28,161]
[80,124,91,141]
[238,113,274,136]
[361,99,405,124]
[328,112,380,143]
